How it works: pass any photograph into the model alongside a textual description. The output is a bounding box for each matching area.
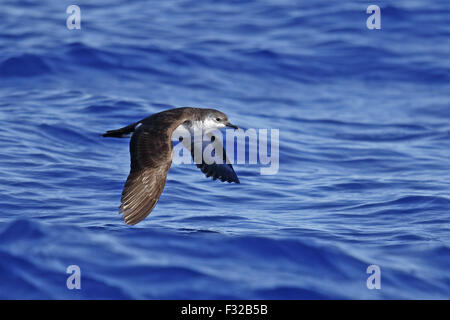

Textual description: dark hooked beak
[225,122,239,130]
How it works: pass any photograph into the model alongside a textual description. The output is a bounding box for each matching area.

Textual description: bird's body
[103,107,240,225]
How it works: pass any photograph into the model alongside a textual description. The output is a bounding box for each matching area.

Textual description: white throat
[173,119,224,139]
[202,118,222,130]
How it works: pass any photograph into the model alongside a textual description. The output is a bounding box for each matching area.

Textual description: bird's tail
[102,123,136,138]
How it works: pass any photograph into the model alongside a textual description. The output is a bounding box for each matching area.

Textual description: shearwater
[103,107,240,225]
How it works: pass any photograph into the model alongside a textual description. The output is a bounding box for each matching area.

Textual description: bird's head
[202,109,239,131]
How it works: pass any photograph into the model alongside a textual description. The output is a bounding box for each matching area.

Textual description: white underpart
[171,118,228,165]
[173,119,223,137]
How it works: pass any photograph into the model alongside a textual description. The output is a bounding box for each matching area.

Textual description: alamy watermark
[172,127,279,175]
[66,5,81,30]
[66,265,81,290]
[366,264,381,289]
[366,5,381,30]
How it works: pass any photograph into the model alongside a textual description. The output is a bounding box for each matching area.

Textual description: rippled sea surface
[1,0,449,299]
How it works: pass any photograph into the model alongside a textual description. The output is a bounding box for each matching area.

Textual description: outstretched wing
[180,131,239,183]
[120,125,172,225]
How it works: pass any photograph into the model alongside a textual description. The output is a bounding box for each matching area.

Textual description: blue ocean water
[0,0,449,299]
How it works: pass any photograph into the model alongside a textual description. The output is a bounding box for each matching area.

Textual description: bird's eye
[215,118,221,121]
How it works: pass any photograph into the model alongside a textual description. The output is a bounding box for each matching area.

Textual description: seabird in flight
[102,107,240,225]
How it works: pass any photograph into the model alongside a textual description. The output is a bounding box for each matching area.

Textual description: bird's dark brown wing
[120,125,172,225]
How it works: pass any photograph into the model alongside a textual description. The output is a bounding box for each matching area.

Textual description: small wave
[350,195,450,210]
[0,54,52,77]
